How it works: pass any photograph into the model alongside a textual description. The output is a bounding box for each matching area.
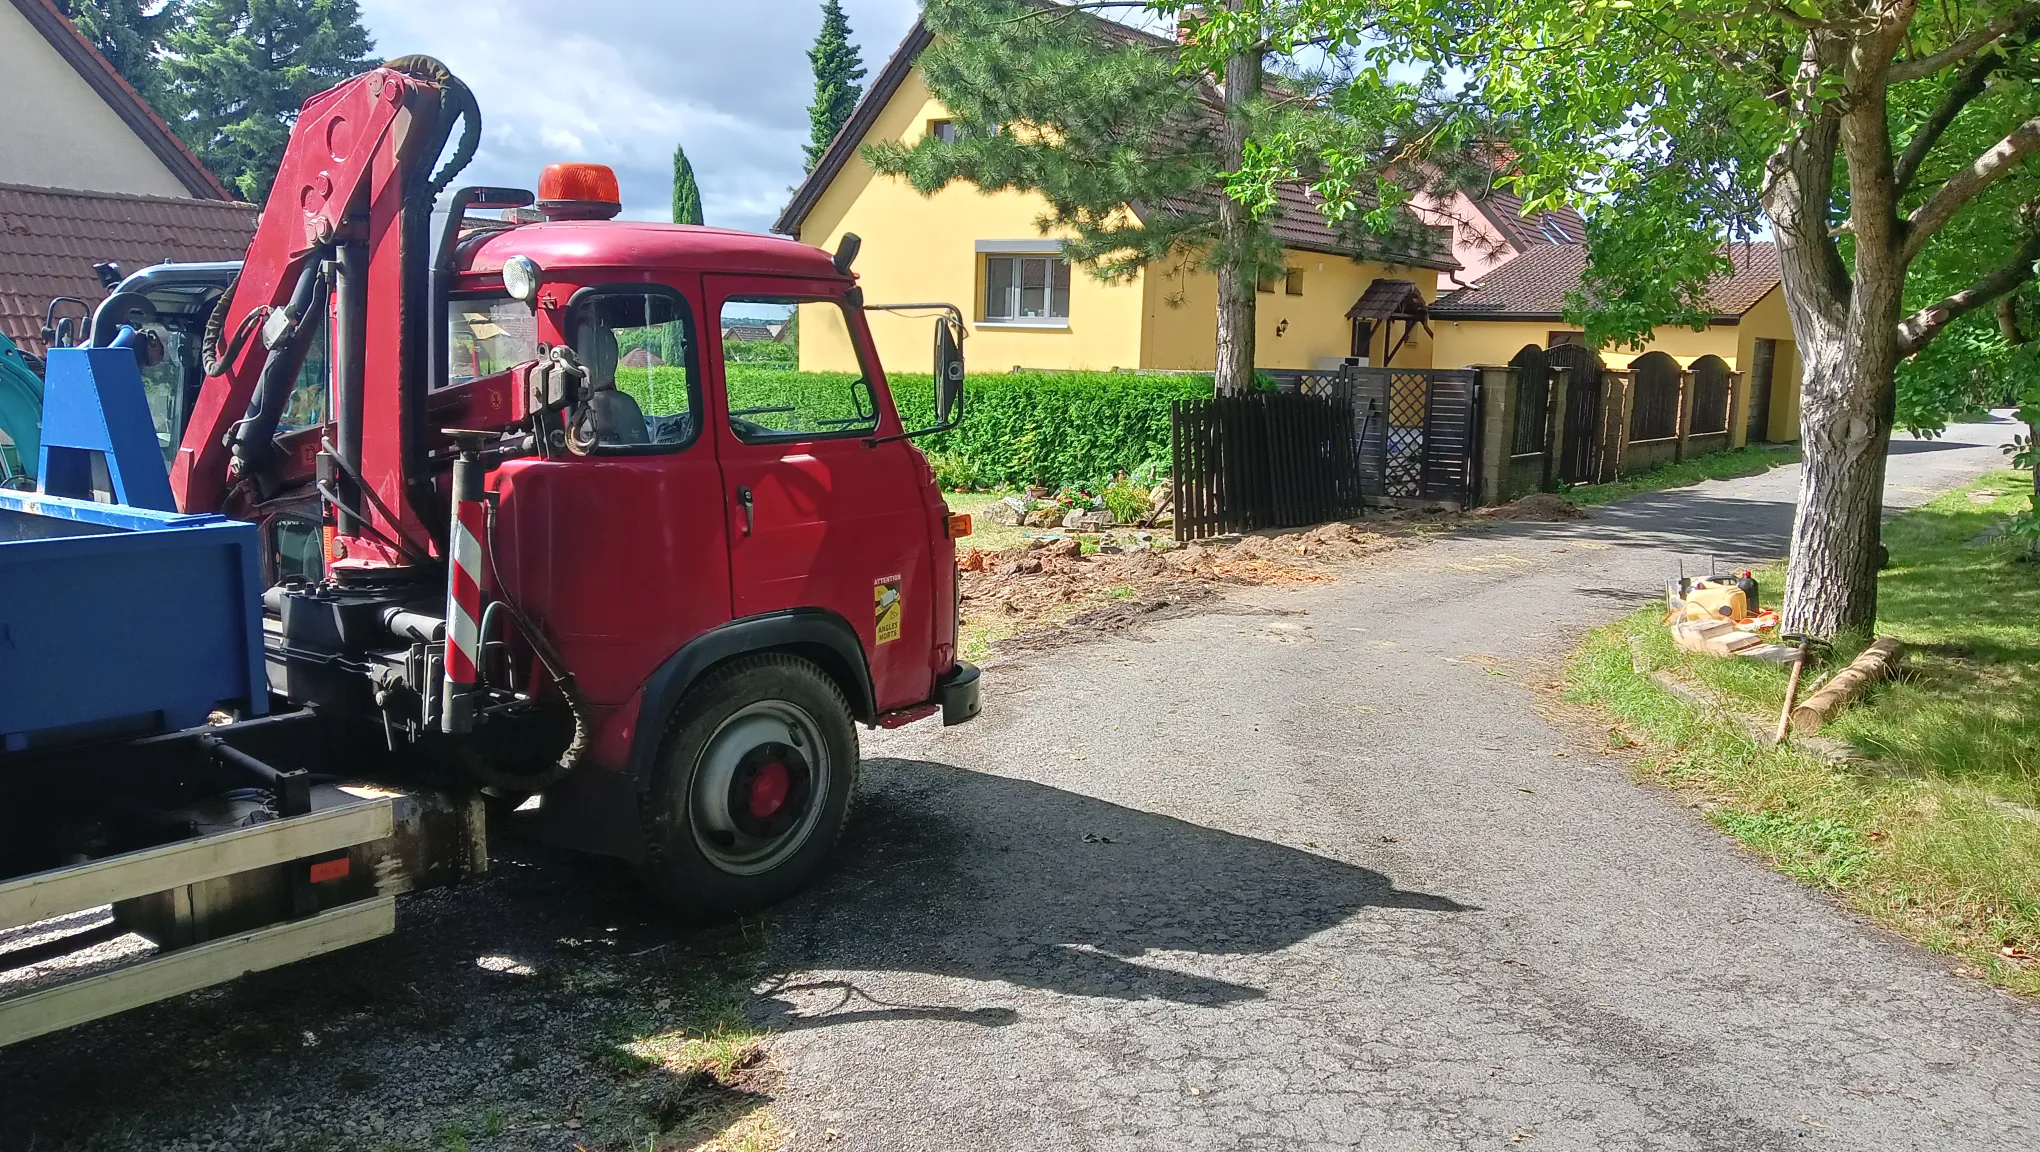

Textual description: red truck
[0,57,975,1043]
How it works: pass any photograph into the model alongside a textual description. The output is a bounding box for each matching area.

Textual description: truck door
[705,276,934,712]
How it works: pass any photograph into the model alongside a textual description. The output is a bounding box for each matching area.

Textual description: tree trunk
[1212,10,1260,396]
[1763,31,1907,642]
[1778,311,1898,637]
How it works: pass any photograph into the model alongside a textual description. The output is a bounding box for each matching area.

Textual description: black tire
[641,653,859,916]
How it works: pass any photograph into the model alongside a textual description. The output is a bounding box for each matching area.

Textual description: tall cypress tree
[166,0,375,202]
[671,143,705,226]
[805,0,866,170]
[60,0,182,112]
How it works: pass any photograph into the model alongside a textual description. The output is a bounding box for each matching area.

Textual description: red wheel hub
[747,761,791,819]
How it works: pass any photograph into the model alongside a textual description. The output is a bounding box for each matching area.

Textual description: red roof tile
[0,183,257,354]
[1431,241,1780,320]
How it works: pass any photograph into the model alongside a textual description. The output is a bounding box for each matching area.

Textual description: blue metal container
[0,490,267,753]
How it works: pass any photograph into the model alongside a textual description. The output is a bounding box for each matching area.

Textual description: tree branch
[1894,49,2006,195]
[1904,116,2040,262]
[1897,229,2040,356]
[1889,4,2038,83]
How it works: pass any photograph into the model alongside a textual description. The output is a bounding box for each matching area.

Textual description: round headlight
[502,255,541,302]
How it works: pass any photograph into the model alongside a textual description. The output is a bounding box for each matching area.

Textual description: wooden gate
[1170,392,1364,541]
[1546,342,1604,484]
[1746,338,1776,442]
[1628,351,1682,441]
[1508,345,1552,456]
[1344,367,1481,506]
[1690,355,1732,434]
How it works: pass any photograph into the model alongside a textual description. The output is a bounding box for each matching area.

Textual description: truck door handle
[737,486,754,536]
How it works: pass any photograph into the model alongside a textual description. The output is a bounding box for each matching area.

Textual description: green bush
[719,366,1208,489]
[725,339,796,367]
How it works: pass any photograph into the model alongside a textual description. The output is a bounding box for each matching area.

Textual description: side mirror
[934,317,964,426]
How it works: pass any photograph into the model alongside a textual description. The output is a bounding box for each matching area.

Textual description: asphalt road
[761,414,2036,1151]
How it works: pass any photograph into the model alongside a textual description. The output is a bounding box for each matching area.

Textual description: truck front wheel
[642,654,859,916]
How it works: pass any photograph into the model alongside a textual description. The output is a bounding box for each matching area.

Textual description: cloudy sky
[356,0,925,234]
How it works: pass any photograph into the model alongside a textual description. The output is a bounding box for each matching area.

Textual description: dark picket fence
[1170,392,1364,541]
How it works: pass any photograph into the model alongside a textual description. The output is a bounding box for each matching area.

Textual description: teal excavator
[0,332,42,487]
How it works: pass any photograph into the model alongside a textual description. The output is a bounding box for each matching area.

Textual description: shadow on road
[756,759,1470,1031]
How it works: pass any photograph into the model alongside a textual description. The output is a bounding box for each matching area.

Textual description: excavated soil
[1477,492,1591,522]
[960,520,1422,652]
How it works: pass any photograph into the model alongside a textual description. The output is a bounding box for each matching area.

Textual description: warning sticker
[874,576,902,645]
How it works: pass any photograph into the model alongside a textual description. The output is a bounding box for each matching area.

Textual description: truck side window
[721,296,877,442]
[276,311,329,433]
[569,287,698,450]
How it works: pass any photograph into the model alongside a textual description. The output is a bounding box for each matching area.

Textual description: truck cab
[1,60,977,1045]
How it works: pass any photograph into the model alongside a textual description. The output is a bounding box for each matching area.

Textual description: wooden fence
[1170,392,1364,541]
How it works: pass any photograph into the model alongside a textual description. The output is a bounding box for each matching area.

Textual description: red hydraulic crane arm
[170,67,426,517]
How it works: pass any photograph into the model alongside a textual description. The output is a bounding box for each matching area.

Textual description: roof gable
[7,0,231,200]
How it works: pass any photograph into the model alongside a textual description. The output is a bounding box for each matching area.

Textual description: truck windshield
[720,296,877,441]
[449,296,539,386]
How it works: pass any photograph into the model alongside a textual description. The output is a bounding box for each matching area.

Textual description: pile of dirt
[1478,493,1590,522]
[961,519,1406,651]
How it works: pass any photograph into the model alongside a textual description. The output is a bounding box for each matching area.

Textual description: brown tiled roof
[0,183,257,354]
[1466,187,1585,250]
[9,0,232,200]
[1431,242,1780,321]
[774,6,1455,271]
[1347,278,1425,321]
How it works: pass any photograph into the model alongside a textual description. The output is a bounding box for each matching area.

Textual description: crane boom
[171,63,459,564]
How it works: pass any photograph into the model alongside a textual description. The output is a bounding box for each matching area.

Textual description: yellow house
[1430,243,1803,443]
[772,20,1459,378]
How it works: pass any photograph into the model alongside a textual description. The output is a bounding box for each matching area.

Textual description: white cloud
[357,0,920,233]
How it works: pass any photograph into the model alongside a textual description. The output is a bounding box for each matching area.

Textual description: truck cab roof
[461,221,848,284]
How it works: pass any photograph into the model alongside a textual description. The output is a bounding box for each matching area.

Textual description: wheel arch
[627,609,875,786]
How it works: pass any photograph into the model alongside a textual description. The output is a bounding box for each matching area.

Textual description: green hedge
[724,366,1212,488]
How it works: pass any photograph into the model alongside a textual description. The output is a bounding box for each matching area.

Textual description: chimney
[1176,5,1204,46]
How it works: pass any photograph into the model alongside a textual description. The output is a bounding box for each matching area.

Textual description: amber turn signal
[946,513,973,539]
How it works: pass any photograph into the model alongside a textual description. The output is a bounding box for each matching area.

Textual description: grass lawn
[1566,472,2040,994]
[1564,442,1803,506]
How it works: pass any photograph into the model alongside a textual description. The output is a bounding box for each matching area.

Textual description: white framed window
[983,254,1071,324]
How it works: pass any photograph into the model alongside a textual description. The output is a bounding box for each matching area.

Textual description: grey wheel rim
[689,699,831,876]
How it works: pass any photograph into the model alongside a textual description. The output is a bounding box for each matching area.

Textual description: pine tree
[865,0,1286,392]
[62,0,179,110]
[805,0,866,170]
[60,0,182,112]
[671,144,704,226]
[166,0,375,202]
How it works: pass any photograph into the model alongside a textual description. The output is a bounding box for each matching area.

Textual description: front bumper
[938,661,981,726]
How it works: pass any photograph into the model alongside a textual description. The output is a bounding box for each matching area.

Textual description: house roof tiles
[0,183,258,354]
[1431,241,1780,321]
[1466,187,1584,251]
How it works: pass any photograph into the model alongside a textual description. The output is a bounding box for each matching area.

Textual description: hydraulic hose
[463,495,590,793]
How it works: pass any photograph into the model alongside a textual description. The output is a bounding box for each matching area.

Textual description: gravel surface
[4,416,2028,1150]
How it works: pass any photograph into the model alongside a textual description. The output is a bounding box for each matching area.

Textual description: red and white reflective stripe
[444,497,486,687]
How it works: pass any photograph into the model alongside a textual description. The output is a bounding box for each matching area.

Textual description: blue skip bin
[0,491,267,753]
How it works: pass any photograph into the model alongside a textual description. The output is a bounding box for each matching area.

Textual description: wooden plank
[0,896,395,1047]
[0,800,394,934]
[1171,401,1186,543]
